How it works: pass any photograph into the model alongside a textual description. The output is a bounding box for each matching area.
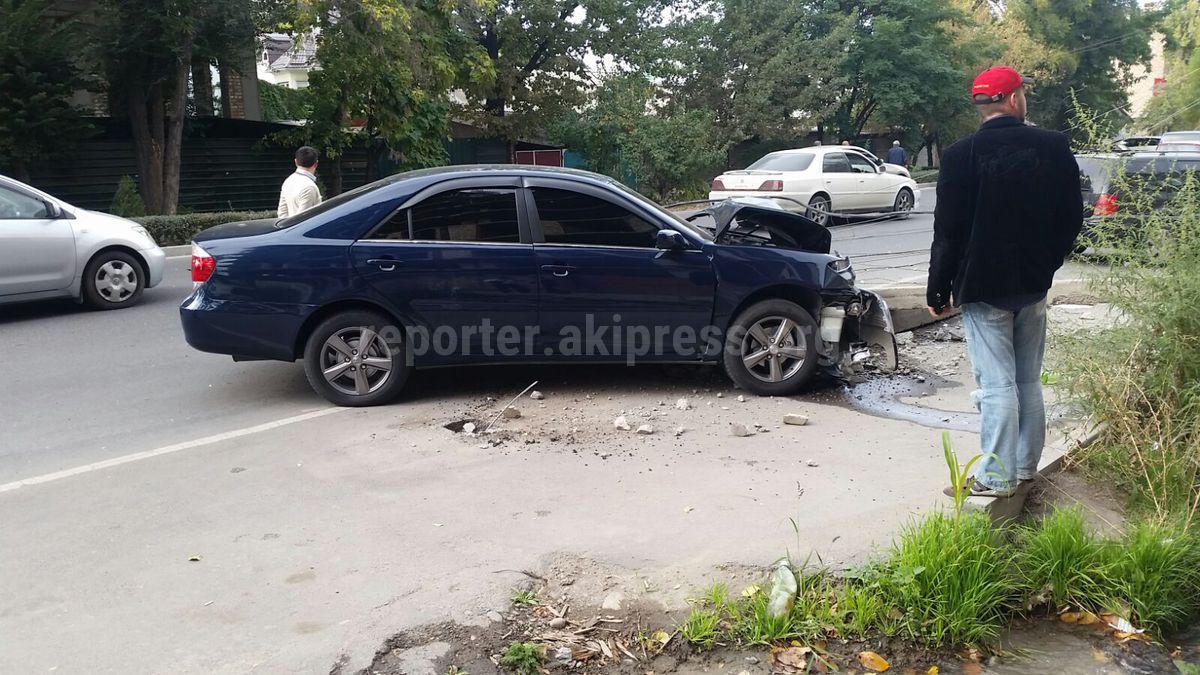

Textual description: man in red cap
[927,66,1083,497]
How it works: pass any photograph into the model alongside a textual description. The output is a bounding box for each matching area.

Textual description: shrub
[110,175,145,218]
[1053,101,1200,521]
[133,210,278,246]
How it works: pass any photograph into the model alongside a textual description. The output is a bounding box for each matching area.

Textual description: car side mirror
[655,229,687,251]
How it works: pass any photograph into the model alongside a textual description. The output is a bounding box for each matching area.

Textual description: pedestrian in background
[927,66,1083,497]
[886,140,907,166]
[277,146,322,218]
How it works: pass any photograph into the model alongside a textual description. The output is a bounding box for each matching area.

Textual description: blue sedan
[180,166,896,406]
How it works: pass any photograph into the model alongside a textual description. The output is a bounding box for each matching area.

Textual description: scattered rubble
[613,416,631,431]
[674,427,685,437]
[675,398,691,411]
[737,394,746,403]
[635,425,655,435]
[730,423,754,437]
[530,391,545,400]
[601,592,624,611]
[502,407,522,419]
[783,414,809,426]
[548,617,568,629]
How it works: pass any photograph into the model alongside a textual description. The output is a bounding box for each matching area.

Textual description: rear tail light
[1094,193,1118,216]
[191,243,216,284]
[711,178,727,191]
[758,179,784,191]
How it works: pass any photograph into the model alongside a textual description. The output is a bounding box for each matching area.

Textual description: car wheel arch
[293,300,411,360]
[82,245,150,288]
[725,284,822,333]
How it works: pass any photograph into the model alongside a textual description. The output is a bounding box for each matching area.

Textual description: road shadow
[0,287,185,327]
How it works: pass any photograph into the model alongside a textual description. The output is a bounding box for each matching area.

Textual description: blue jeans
[960,300,1048,493]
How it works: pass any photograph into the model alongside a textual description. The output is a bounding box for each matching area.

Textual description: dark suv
[1076,150,1200,240]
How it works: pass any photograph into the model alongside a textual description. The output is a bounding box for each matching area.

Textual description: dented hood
[691,199,832,254]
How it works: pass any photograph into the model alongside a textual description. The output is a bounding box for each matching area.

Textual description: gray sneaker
[943,479,1015,498]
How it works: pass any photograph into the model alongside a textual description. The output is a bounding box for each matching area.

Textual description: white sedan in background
[0,174,166,309]
[709,147,920,226]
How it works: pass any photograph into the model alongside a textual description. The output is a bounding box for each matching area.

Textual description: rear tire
[302,310,409,407]
[723,299,820,396]
[808,194,832,227]
[81,251,145,309]
[893,188,914,219]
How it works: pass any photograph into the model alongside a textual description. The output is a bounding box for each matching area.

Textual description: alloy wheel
[319,327,394,396]
[740,315,808,383]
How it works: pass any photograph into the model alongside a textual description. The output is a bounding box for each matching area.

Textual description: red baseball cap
[971,66,1033,104]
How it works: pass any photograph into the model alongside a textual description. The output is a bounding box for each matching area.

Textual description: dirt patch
[1021,467,1128,536]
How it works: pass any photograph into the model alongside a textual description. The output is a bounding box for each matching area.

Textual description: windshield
[602,176,714,240]
[746,152,815,172]
[273,177,392,229]
[1076,156,1117,194]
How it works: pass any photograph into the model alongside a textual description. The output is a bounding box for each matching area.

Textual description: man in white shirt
[277,146,322,217]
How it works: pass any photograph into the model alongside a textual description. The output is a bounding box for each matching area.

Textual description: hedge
[133,211,278,247]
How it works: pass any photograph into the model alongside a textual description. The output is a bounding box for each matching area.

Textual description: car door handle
[541,264,575,277]
[367,258,400,271]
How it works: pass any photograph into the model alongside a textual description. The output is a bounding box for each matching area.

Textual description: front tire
[723,299,820,396]
[81,251,145,309]
[302,310,410,407]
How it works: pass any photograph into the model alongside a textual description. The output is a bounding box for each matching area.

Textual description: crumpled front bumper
[816,288,898,373]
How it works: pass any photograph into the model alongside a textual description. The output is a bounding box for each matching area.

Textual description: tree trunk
[162,38,194,215]
[193,60,214,117]
[330,156,343,196]
[127,80,165,214]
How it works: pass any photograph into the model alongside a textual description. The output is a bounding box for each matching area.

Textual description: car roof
[767,146,870,156]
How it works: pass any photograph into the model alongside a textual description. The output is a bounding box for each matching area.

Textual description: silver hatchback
[0,175,166,309]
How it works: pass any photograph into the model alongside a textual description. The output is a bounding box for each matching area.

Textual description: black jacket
[927,116,1083,309]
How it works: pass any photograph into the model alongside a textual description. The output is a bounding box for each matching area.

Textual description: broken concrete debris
[613,416,631,431]
[731,423,754,437]
[548,617,568,629]
[737,394,746,402]
[675,398,691,411]
[783,414,810,426]
[806,459,819,467]
[502,407,521,419]
[530,390,545,400]
[601,592,624,611]
[635,425,655,435]
[486,610,503,623]
[674,427,685,437]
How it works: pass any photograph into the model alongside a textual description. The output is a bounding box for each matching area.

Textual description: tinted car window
[0,184,49,219]
[822,153,852,174]
[533,187,660,248]
[846,153,876,174]
[1076,156,1117,195]
[409,188,520,243]
[746,153,815,172]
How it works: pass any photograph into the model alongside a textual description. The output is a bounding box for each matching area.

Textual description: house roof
[260,33,317,72]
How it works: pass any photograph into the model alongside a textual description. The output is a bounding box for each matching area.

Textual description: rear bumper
[179,288,314,361]
[707,191,814,211]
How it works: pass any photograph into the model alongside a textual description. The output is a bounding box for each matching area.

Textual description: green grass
[499,642,543,675]
[679,607,722,648]
[881,510,1015,646]
[1016,507,1114,610]
[1109,521,1200,636]
[510,588,539,607]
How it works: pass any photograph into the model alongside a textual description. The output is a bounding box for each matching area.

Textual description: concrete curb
[874,276,1091,333]
[916,182,937,189]
[162,245,190,257]
[966,422,1105,524]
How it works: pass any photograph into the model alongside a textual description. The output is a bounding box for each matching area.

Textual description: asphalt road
[0,188,938,485]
